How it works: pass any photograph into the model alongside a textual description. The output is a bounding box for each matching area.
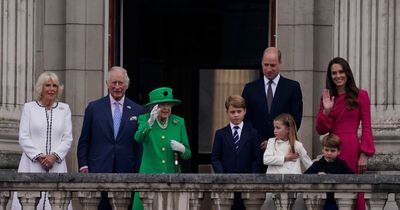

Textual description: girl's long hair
[274,113,298,153]
[326,57,359,109]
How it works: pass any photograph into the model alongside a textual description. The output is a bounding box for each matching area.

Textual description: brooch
[173,119,179,125]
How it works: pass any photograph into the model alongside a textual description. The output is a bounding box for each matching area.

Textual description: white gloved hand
[171,140,185,154]
[148,104,160,127]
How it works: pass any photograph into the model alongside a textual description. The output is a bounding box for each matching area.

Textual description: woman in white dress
[12,72,73,210]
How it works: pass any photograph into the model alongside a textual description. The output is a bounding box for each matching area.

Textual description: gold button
[162,160,166,164]
[162,147,166,151]
[161,135,165,139]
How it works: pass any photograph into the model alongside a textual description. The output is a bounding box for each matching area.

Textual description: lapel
[271,76,286,115]
[256,79,269,115]
[235,123,249,153]
[102,96,114,140]
[223,125,236,150]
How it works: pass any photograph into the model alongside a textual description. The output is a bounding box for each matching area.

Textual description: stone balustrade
[1,172,400,210]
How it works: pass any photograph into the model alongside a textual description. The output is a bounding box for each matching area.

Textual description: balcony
[1,172,400,210]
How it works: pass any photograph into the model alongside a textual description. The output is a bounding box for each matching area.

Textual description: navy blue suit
[211,122,262,210]
[77,95,144,173]
[242,76,303,141]
[211,123,262,173]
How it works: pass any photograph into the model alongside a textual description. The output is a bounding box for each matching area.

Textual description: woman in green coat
[133,87,191,210]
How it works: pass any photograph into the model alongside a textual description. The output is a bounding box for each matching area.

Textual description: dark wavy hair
[326,57,359,109]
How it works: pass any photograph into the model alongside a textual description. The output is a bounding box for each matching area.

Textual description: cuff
[52,152,62,163]
[32,153,43,162]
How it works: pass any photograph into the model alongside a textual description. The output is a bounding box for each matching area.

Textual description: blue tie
[233,126,240,149]
[113,102,121,139]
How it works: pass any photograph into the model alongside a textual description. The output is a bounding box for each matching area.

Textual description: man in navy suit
[77,66,144,209]
[242,47,303,170]
[212,95,262,210]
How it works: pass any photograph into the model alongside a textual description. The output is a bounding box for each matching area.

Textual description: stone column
[48,191,72,210]
[210,192,234,210]
[0,191,10,210]
[334,0,400,153]
[108,191,132,210]
[272,192,296,210]
[242,192,265,210]
[140,192,155,210]
[188,192,203,210]
[16,191,41,210]
[395,193,400,208]
[0,0,35,147]
[334,192,357,210]
[302,192,325,210]
[365,193,388,210]
[77,191,101,210]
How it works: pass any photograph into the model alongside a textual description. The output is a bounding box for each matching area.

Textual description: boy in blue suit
[211,95,262,210]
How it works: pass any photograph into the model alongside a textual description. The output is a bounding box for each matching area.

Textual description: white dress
[12,101,73,210]
[262,138,312,210]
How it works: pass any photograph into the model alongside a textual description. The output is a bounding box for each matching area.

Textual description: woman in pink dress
[316,57,375,210]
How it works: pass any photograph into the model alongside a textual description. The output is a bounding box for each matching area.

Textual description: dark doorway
[117,0,270,172]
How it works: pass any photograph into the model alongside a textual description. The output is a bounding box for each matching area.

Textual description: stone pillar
[188,192,203,210]
[48,191,72,210]
[16,191,41,210]
[210,192,234,210]
[365,193,388,210]
[334,192,357,210]
[108,191,132,210]
[242,192,265,210]
[0,0,35,148]
[140,192,155,210]
[395,193,400,208]
[334,0,400,153]
[302,192,325,210]
[77,191,101,210]
[272,192,296,210]
[0,191,10,210]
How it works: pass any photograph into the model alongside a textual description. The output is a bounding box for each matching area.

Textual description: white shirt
[110,95,124,117]
[264,74,280,98]
[230,122,243,139]
[263,137,313,174]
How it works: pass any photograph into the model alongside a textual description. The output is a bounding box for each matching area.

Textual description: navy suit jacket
[242,76,303,140]
[211,123,262,173]
[77,95,144,173]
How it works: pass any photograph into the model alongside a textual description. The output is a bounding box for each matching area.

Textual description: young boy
[211,95,262,210]
[305,134,354,210]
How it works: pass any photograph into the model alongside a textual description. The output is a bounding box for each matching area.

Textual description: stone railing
[1,172,400,210]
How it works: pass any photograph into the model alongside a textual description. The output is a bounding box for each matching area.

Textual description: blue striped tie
[113,102,121,139]
[233,126,240,149]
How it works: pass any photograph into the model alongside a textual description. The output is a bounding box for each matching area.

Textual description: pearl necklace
[156,117,168,129]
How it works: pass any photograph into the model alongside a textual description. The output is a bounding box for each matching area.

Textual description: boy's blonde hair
[225,95,246,110]
[274,113,298,153]
[321,134,341,150]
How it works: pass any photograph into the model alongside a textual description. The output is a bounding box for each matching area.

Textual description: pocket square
[130,116,137,121]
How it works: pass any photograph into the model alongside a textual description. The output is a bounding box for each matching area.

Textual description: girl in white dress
[263,113,313,210]
[12,72,73,210]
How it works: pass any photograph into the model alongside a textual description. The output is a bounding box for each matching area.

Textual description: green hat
[145,87,181,107]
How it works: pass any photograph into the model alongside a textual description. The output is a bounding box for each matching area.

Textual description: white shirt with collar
[110,95,125,117]
[264,74,280,98]
[230,122,243,139]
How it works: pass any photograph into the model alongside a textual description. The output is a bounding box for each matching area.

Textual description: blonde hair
[34,72,64,101]
[274,113,298,153]
[224,95,246,110]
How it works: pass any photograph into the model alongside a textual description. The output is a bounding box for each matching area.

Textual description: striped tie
[233,126,240,149]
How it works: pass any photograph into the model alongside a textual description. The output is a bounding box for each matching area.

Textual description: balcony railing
[1,172,400,210]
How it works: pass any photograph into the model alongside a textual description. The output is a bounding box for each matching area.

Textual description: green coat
[135,113,191,173]
[133,113,192,210]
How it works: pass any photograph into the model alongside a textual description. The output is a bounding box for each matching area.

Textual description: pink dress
[316,89,375,210]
